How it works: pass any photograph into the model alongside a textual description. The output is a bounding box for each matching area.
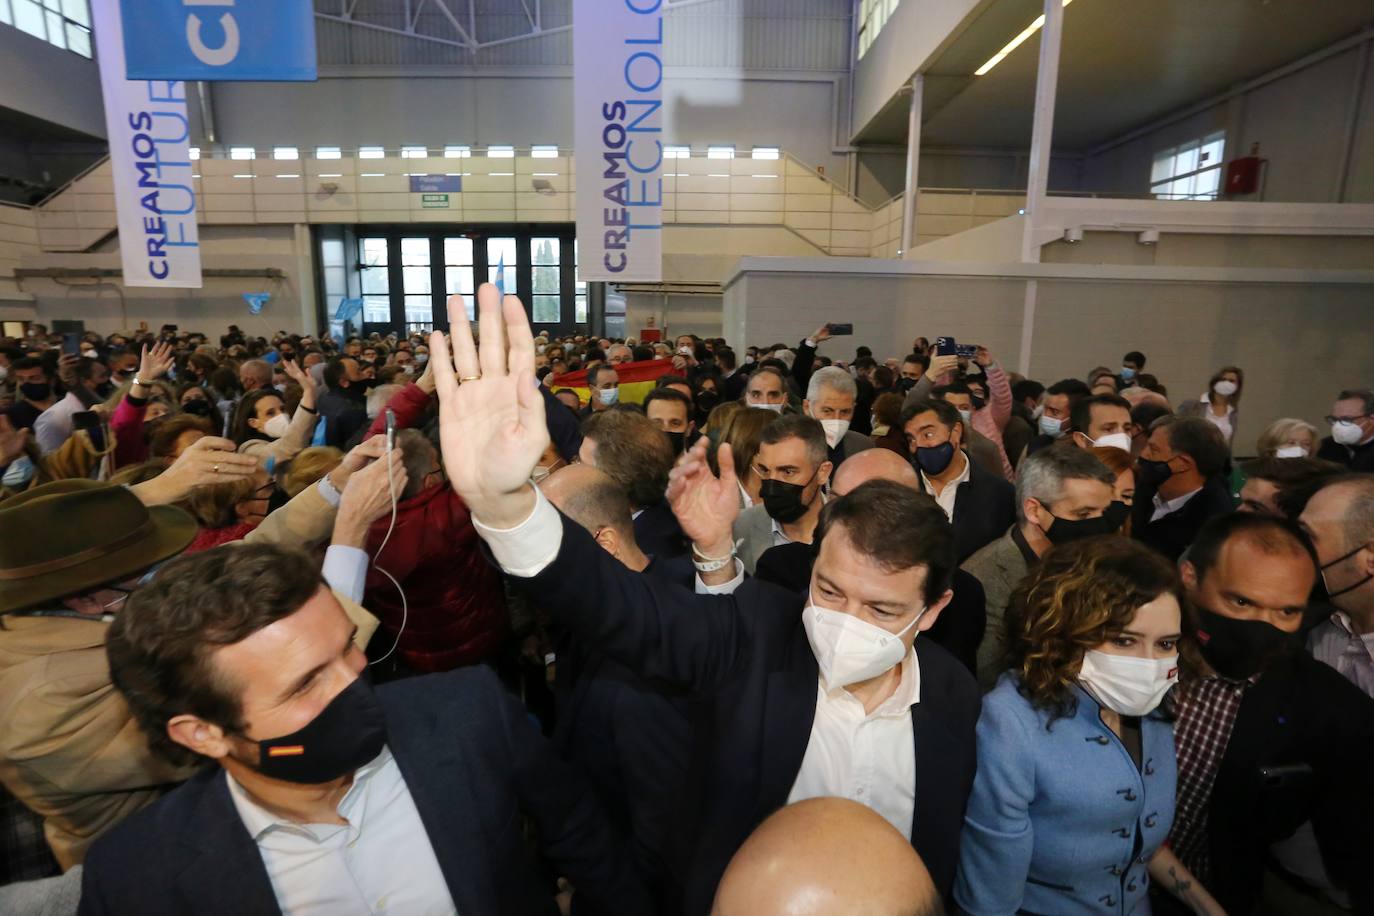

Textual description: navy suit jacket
[634,501,689,560]
[77,667,651,916]
[919,455,1016,562]
[525,515,981,915]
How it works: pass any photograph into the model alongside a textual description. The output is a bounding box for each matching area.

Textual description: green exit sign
[421,194,450,208]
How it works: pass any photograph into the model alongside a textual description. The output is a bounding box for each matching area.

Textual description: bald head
[712,798,940,916]
[832,447,920,496]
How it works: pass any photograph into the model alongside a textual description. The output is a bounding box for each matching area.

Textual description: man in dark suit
[902,398,1016,561]
[717,347,749,404]
[1132,415,1233,562]
[428,286,981,915]
[1160,513,1374,914]
[540,463,693,899]
[581,408,687,558]
[316,356,371,448]
[81,544,649,916]
[754,447,986,676]
[1315,389,1374,472]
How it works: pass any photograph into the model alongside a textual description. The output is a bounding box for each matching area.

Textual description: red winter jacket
[362,479,508,673]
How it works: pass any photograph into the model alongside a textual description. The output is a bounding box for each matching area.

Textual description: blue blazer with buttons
[955,675,1176,916]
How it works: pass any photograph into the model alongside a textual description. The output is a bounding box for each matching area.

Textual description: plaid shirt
[1168,676,1251,880]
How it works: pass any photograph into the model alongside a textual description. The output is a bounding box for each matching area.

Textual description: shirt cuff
[322,545,369,603]
[316,474,342,508]
[471,485,563,578]
[696,558,744,595]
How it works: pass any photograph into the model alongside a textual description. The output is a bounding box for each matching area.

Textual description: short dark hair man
[427,285,981,911]
[317,357,371,447]
[1024,378,1090,458]
[1170,513,1374,914]
[644,387,695,456]
[1070,393,1133,452]
[84,544,650,915]
[1132,415,1232,561]
[1316,389,1374,472]
[902,398,1015,562]
[731,414,832,574]
[583,364,621,415]
[1120,350,1146,386]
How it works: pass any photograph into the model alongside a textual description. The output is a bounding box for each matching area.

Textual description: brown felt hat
[0,479,197,615]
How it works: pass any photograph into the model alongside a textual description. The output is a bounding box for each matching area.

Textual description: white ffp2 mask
[816,418,850,448]
[1077,650,1178,717]
[1092,432,1132,453]
[803,600,923,691]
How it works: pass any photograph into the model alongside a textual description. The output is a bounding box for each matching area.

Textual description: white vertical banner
[574,0,664,282]
[92,0,202,288]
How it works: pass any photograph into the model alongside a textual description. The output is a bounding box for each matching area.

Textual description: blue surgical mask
[1121,366,1137,381]
[598,387,620,406]
[2,455,36,488]
[1038,415,1064,438]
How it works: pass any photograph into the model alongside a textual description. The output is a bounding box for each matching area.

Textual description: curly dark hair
[1004,536,1185,723]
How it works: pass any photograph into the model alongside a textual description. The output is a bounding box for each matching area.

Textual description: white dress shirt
[1150,486,1201,522]
[226,747,456,916]
[787,648,920,837]
[1198,393,1235,443]
[34,391,86,454]
[1309,611,1374,698]
[920,451,971,522]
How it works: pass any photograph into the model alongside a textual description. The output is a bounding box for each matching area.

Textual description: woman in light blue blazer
[955,537,1223,916]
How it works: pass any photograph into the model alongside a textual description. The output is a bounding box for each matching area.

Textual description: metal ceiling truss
[317,0,715,53]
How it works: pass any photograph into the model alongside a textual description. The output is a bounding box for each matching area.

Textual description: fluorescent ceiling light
[664,146,690,159]
[273,147,299,160]
[487,146,515,158]
[707,146,735,160]
[531,145,559,158]
[316,147,342,159]
[188,147,201,160]
[358,146,386,159]
[444,146,471,158]
[974,0,1073,77]
[401,146,427,158]
[751,147,779,160]
[229,147,256,160]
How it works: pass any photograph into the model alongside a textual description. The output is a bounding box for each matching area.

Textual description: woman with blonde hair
[957,537,1222,916]
[1255,417,1319,458]
[1090,445,1136,535]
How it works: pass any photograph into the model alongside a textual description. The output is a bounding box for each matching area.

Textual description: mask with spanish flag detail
[251,676,387,784]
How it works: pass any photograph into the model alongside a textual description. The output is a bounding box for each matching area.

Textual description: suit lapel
[175,774,282,916]
[388,716,497,915]
[759,623,819,815]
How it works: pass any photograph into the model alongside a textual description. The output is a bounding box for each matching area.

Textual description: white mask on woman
[803,600,924,691]
[261,412,291,440]
[1212,380,1238,397]
[1077,650,1179,717]
[1274,444,1308,459]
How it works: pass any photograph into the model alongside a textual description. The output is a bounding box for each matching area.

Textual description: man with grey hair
[606,343,634,367]
[962,446,1120,687]
[237,358,273,393]
[1301,474,1374,697]
[803,365,873,466]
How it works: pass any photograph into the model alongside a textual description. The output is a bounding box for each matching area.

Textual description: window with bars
[400,237,433,328]
[359,237,391,324]
[445,237,476,321]
[1151,131,1225,201]
[531,237,561,324]
[1,0,91,57]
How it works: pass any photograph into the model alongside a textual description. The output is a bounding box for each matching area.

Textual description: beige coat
[0,482,377,869]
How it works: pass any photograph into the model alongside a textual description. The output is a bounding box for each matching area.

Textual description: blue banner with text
[121,0,317,82]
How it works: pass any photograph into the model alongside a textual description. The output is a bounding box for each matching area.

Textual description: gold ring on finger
[459,376,481,383]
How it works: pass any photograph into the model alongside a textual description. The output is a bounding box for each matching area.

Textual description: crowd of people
[0,290,1372,915]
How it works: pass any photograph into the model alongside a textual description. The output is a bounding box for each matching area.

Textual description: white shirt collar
[822,646,922,717]
[920,450,971,492]
[1152,485,1202,517]
[769,491,828,542]
[226,746,392,842]
[1199,392,1234,414]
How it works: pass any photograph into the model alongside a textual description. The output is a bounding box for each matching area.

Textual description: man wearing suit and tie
[429,285,982,915]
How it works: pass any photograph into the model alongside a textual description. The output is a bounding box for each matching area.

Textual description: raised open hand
[138,341,175,381]
[666,438,740,556]
[430,284,549,527]
[281,356,313,391]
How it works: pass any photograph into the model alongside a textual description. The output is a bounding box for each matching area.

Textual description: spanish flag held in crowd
[549,359,676,407]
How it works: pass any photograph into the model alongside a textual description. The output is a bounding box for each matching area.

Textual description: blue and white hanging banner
[574,0,663,282]
[121,0,318,82]
[93,0,201,289]
[244,292,271,314]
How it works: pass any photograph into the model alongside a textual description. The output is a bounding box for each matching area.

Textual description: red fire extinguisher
[1225,143,1264,196]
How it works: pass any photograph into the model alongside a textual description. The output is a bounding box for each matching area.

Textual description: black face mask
[94,381,115,398]
[665,431,687,456]
[971,395,987,410]
[182,398,213,417]
[19,382,51,402]
[760,474,817,524]
[247,676,388,784]
[1194,606,1302,681]
[696,391,720,415]
[1136,457,1176,490]
[1103,499,1132,531]
[899,377,917,392]
[1039,506,1121,545]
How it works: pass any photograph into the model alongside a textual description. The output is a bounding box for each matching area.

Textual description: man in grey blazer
[803,367,873,467]
[731,416,832,574]
[962,447,1117,688]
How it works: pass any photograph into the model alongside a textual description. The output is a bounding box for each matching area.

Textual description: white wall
[1082,39,1374,202]
[200,73,850,181]
[857,148,1086,205]
[723,258,1374,448]
[0,27,104,138]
